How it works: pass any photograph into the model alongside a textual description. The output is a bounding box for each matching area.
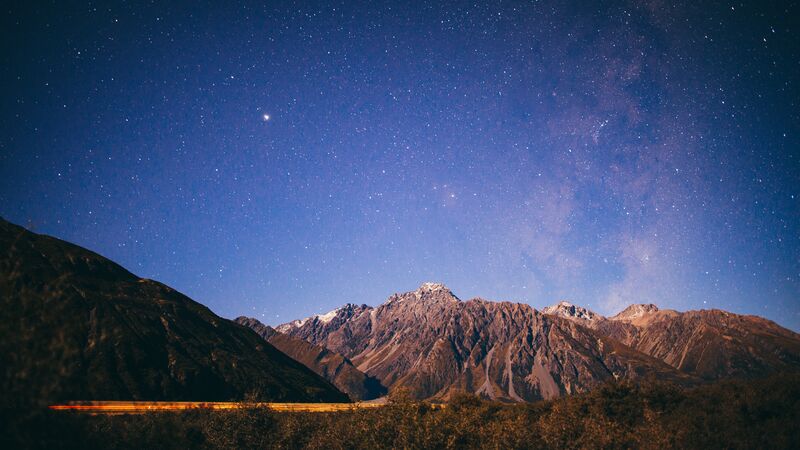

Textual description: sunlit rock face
[277,283,696,402]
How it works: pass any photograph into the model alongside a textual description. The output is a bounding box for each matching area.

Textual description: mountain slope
[235,316,386,400]
[0,218,348,407]
[542,302,800,380]
[277,283,695,402]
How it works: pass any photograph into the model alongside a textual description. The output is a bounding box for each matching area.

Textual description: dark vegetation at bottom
[2,373,798,450]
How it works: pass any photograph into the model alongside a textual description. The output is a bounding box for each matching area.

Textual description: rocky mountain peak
[542,301,603,322]
[275,303,371,333]
[384,282,459,305]
[416,282,449,293]
[612,303,660,321]
[413,282,458,301]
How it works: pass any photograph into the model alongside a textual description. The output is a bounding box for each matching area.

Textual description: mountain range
[0,218,347,407]
[259,283,800,402]
[544,300,800,380]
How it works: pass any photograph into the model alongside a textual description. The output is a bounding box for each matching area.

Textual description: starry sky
[1,1,798,330]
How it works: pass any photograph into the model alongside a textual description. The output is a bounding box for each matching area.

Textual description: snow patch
[278,306,342,331]
[419,282,447,291]
[275,317,308,333]
[316,307,340,324]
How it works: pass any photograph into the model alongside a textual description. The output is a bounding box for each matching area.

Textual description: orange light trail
[46,401,447,415]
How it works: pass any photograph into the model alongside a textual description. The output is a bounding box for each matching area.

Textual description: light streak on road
[48,401,444,415]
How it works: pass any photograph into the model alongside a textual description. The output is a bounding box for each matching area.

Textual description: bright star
[262,114,271,122]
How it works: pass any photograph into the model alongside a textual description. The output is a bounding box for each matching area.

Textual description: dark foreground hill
[0,218,347,407]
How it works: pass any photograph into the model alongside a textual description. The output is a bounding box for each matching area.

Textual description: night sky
[2,1,798,330]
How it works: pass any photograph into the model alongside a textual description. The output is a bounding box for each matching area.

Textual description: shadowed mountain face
[543,301,800,380]
[0,218,348,407]
[276,283,696,402]
[235,317,387,401]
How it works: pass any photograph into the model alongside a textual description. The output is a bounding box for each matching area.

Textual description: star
[262,114,271,122]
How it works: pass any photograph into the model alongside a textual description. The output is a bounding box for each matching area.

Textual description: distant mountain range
[0,218,347,407]
[544,300,800,380]
[264,283,800,402]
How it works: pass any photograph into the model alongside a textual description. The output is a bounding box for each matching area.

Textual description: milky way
[1,1,798,329]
